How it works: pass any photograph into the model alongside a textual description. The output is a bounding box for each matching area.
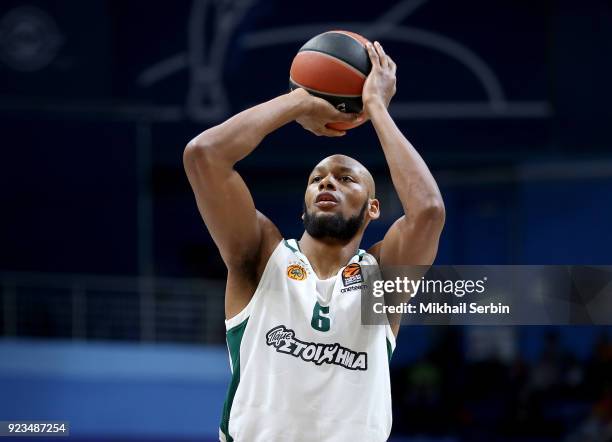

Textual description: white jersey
[219,239,396,442]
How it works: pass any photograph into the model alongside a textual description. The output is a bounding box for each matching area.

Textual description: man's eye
[312,176,322,183]
[341,176,354,182]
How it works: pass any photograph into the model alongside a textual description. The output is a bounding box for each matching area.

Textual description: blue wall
[0,339,229,440]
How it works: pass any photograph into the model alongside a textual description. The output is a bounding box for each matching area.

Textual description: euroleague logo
[287,263,307,281]
[342,263,363,286]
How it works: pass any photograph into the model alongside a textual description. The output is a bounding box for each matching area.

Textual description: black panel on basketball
[299,32,371,76]
[289,79,363,114]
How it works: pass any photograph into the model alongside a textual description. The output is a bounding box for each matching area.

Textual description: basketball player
[184,41,444,441]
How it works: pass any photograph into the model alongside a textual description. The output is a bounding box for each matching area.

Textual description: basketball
[289,30,372,131]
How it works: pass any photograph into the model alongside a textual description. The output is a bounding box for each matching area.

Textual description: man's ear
[368,199,380,220]
[301,213,305,221]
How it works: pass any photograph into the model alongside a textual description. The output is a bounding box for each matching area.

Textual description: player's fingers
[314,96,352,119]
[338,111,363,122]
[320,125,347,137]
[374,41,389,69]
[325,106,361,122]
[366,42,380,69]
[389,57,397,75]
[383,55,391,70]
[357,111,370,122]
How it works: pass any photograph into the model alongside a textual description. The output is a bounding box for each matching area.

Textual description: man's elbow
[417,198,446,229]
[183,140,215,172]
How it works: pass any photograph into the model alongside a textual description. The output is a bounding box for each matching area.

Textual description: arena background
[1,0,611,440]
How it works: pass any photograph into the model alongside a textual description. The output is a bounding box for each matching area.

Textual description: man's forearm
[188,89,307,166]
[369,102,444,217]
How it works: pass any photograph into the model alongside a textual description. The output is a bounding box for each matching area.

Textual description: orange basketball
[289,30,371,131]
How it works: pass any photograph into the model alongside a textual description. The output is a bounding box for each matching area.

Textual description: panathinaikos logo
[266,325,367,371]
[286,264,307,281]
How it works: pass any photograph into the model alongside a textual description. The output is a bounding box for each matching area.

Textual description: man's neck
[297,232,362,279]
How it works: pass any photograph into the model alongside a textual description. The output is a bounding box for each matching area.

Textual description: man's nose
[319,176,336,191]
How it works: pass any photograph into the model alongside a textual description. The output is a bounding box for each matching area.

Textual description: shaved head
[313,154,376,198]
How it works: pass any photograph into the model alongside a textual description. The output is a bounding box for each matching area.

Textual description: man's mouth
[315,192,339,208]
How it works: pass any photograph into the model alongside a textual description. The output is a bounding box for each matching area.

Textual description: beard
[303,200,368,241]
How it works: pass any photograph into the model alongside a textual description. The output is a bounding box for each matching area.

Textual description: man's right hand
[292,88,363,137]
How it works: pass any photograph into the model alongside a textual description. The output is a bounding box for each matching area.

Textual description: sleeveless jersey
[219,239,396,442]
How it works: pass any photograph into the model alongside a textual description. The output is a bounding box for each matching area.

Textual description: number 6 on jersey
[311,301,331,332]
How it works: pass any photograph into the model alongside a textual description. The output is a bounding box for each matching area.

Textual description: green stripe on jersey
[386,337,394,364]
[283,239,298,253]
[220,317,249,442]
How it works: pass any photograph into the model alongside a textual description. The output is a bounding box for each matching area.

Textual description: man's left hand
[362,41,397,115]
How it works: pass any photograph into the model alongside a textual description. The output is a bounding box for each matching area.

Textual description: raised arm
[364,41,445,268]
[183,88,359,317]
[363,42,445,336]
